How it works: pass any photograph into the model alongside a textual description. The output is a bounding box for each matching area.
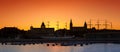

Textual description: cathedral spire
[70,19,73,30]
[84,21,87,29]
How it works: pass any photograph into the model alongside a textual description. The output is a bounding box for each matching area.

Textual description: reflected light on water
[0,44,120,52]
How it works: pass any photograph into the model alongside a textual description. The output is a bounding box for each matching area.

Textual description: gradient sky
[0,0,120,30]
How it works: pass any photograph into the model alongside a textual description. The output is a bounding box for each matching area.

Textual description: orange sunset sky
[0,0,120,30]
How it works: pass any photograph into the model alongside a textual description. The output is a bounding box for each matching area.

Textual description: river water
[0,43,120,52]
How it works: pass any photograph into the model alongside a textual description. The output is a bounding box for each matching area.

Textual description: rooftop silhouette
[0,19,120,45]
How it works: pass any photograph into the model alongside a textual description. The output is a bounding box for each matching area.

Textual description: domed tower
[70,19,73,30]
[41,22,46,28]
[84,21,87,29]
[30,26,33,30]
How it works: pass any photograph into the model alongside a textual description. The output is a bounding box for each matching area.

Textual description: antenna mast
[56,21,59,29]
[65,22,67,29]
[47,21,50,28]
[110,22,113,29]
[96,19,101,30]
[103,20,109,29]
[88,19,92,29]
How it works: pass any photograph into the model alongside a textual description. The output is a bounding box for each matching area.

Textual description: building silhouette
[0,27,25,39]
[69,19,88,37]
[0,19,120,40]
[41,22,46,28]
[27,22,54,38]
[70,19,87,32]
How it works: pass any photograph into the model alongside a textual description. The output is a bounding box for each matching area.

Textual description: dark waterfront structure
[26,22,54,39]
[70,19,87,31]
[0,19,120,45]
[69,19,88,38]
[0,27,25,39]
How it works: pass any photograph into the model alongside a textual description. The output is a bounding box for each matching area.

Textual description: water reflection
[0,43,120,52]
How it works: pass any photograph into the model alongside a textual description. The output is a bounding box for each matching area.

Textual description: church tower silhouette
[41,22,46,28]
[84,21,87,29]
[70,19,73,30]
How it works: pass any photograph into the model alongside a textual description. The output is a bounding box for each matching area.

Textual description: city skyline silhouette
[0,18,120,45]
[0,19,114,31]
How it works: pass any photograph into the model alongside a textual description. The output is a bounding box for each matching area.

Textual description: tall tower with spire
[84,21,87,29]
[70,19,73,30]
[41,22,46,28]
